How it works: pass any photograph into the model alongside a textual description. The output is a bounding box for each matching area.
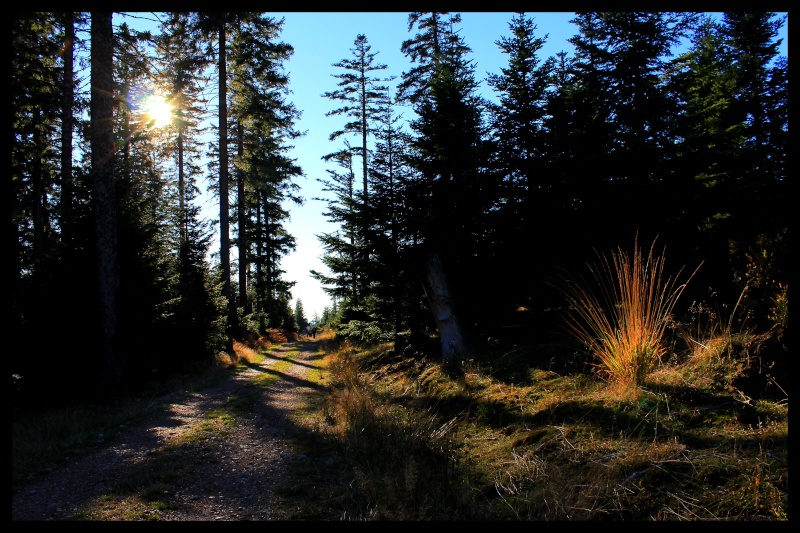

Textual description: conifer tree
[192,12,240,350]
[486,13,557,324]
[401,12,494,334]
[319,34,394,333]
[312,142,361,309]
[294,299,309,333]
[664,13,787,304]
[363,89,416,341]
[12,12,94,402]
[227,14,303,333]
[555,12,697,258]
[154,12,226,362]
[323,34,391,199]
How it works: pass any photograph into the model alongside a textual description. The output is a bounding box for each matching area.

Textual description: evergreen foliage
[10,11,788,403]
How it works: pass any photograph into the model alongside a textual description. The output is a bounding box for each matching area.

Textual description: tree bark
[416,253,469,361]
[61,12,74,225]
[91,12,122,394]
[218,20,234,351]
[237,121,249,314]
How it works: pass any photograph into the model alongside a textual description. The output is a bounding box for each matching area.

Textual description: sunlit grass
[13,326,787,520]
[556,236,702,392]
[318,327,787,520]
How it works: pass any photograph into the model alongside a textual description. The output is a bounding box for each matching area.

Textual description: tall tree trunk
[32,108,45,262]
[177,108,186,247]
[361,78,368,200]
[237,121,248,313]
[416,252,469,361]
[60,12,74,226]
[218,20,234,350]
[91,12,122,394]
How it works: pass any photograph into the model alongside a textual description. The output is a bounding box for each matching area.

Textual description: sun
[143,93,173,129]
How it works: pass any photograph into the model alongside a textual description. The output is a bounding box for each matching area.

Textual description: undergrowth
[319,327,787,520]
[317,265,788,521]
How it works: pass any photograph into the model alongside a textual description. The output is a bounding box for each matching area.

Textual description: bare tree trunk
[218,20,234,351]
[91,12,121,394]
[237,121,249,314]
[416,253,469,361]
[61,12,74,225]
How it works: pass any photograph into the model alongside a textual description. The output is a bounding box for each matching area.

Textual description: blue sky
[118,12,788,320]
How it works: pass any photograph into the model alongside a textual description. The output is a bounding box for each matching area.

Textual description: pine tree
[12,12,95,403]
[564,13,696,246]
[318,34,395,333]
[294,299,309,333]
[192,12,241,351]
[323,33,391,200]
[486,13,557,326]
[364,88,416,342]
[153,12,226,363]
[488,12,554,217]
[399,12,492,356]
[312,143,361,309]
[665,13,788,304]
[404,13,493,307]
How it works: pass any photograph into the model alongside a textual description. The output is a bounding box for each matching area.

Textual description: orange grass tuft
[558,235,701,390]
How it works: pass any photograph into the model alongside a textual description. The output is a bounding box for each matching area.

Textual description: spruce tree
[486,13,557,328]
[401,12,494,335]
[323,34,391,199]
[227,14,304,334]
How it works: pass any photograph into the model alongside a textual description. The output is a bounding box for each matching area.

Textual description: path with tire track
[12,339,350,521]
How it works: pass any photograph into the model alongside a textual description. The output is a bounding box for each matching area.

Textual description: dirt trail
[12,340,347,521]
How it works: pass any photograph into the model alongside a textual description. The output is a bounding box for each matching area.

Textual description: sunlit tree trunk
[417,253,469,361]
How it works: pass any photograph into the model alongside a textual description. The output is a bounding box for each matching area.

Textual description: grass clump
[556,235,701,393]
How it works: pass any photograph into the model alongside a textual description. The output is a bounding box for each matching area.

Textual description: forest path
[12,339,350,521]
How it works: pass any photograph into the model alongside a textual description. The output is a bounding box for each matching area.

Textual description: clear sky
[118,12,788,321]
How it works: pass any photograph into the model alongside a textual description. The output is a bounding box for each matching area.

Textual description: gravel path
[12,339,350,521]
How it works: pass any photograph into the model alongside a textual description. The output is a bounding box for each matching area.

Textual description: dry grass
[555,236,701,392]
[317,294,787,520]
[12,318,788,521]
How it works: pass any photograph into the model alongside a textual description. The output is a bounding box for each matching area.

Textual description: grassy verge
[317,331,787,520]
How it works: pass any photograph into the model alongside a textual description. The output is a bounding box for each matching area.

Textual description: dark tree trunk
[237,121,248,314]
[61,12,74,226]
[218,21,234,351]
[416,253,470,361]
[177,109,186,246]
[91,12,122,395]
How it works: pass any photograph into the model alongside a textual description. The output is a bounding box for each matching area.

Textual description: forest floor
[11,338,354,521]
